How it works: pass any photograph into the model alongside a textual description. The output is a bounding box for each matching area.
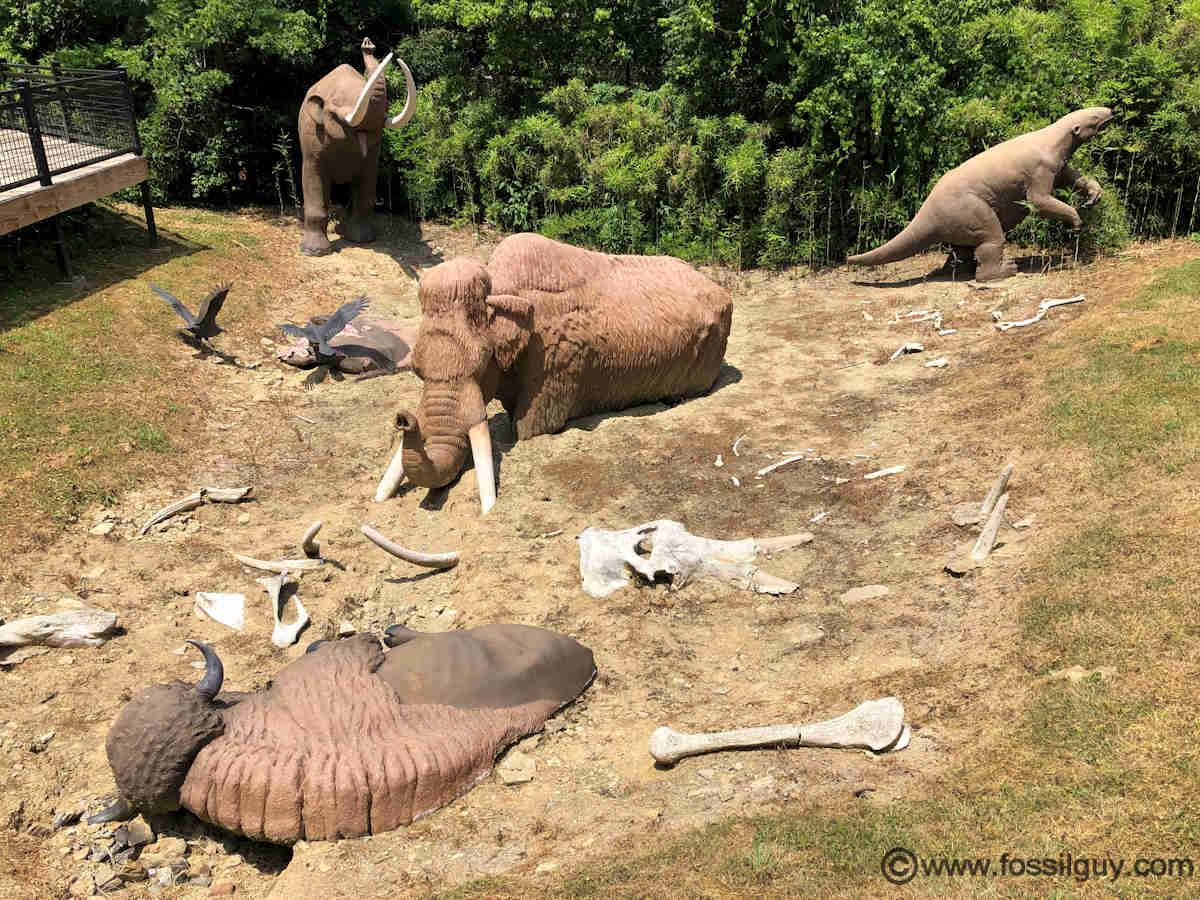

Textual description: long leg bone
[258,573,309,648]
[301,521,323,559]
[578,520,812,598]
[360,525,460,569]
[231,552,324,573]
[649,697,906,765]
[138,486,253,536]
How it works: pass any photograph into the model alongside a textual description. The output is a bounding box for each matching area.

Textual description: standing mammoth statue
[91,626,595,844]
[376,233,734,513]
[298,38,416,256]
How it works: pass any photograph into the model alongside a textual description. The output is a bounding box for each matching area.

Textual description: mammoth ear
[303,95,330,140]
[486,293,533,370]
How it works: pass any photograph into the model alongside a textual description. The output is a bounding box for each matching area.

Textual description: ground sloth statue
[95,625,595,843]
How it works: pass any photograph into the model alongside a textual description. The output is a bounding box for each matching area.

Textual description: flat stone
[140,836,187,869]
[89,521,115,536]
[237,513,251,525]
[839,585,890,604]
[535,861,559,875]
[951,502,982,526]
[749,775,777,792]
[495,749,535,785]
[126,816,154,847]
[783,623,824,647]
[209,882,236,896]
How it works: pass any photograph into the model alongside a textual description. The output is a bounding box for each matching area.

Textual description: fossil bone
[194,593,246,632]
[648,697,907,765]
[970,491,1009,562]
[138,487,253,536]
[0,608,118,662]
[258,573,310,648]
[864,465,905,480]
[577,520,812,598]
[979,464,1013,519]
[230,552,324,573]
[301,521,323,559]
[756,455,804,477]
[360,525,460,569]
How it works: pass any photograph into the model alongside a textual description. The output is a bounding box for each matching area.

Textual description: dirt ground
[1,217,1195,899]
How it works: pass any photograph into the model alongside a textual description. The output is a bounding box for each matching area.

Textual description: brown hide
[177,629,594,843]
[401,234,732,488]
[846,107,1113,281]
[484,233,732,438]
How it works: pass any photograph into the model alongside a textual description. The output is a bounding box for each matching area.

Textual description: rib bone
[138,486,253,536]
[258,573,309,648]
[649,697,906,765]
[361,525,459,569]
[231,552,324,573]
[301,521,323,559]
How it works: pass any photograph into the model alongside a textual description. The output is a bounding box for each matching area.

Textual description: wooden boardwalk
[0,127,150,237]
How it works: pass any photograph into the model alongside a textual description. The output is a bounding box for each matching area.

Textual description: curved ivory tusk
[301,521,323,559]
[360,525,459,569]
[468,421,496,515]
[138,486,253,536]
[384,57,417,129]
[231,552,324,573]
[341,51,393,127]
[375,444,406,502]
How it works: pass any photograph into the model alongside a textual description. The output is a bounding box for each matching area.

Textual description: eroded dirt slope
[2,220,1195,899]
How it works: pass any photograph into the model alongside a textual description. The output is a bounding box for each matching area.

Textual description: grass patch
[1045,259,1200,478]
[0,202,283,546]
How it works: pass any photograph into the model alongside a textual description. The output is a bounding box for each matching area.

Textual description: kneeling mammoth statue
[376,233,734,512]
[298,38,416,256]
[92,626,595,843]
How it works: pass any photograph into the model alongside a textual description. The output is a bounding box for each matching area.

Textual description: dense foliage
[4,0,1199,266]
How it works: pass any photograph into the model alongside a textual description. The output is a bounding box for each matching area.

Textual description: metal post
[118,68,157,247]
[17,79,52,187]
[140,181,158,247]
[49,61,76,143]
[52,215,73,280]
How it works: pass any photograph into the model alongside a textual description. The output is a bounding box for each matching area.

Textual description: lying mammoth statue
[376,233,734,513]
[92,625,595,843]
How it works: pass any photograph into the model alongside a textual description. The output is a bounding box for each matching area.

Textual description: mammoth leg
[337,143,379,245]
[300,156,332,257]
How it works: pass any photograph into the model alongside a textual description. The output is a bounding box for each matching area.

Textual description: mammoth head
[375,258,533,514]
[94,641,226,821]
[302,37,417,141]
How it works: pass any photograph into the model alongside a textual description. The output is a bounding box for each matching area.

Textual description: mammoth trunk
[380,382,496,514]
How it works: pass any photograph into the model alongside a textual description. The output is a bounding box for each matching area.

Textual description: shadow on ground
[0,203,206,332]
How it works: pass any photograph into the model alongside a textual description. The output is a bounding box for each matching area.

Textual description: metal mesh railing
[0,63,141,194]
